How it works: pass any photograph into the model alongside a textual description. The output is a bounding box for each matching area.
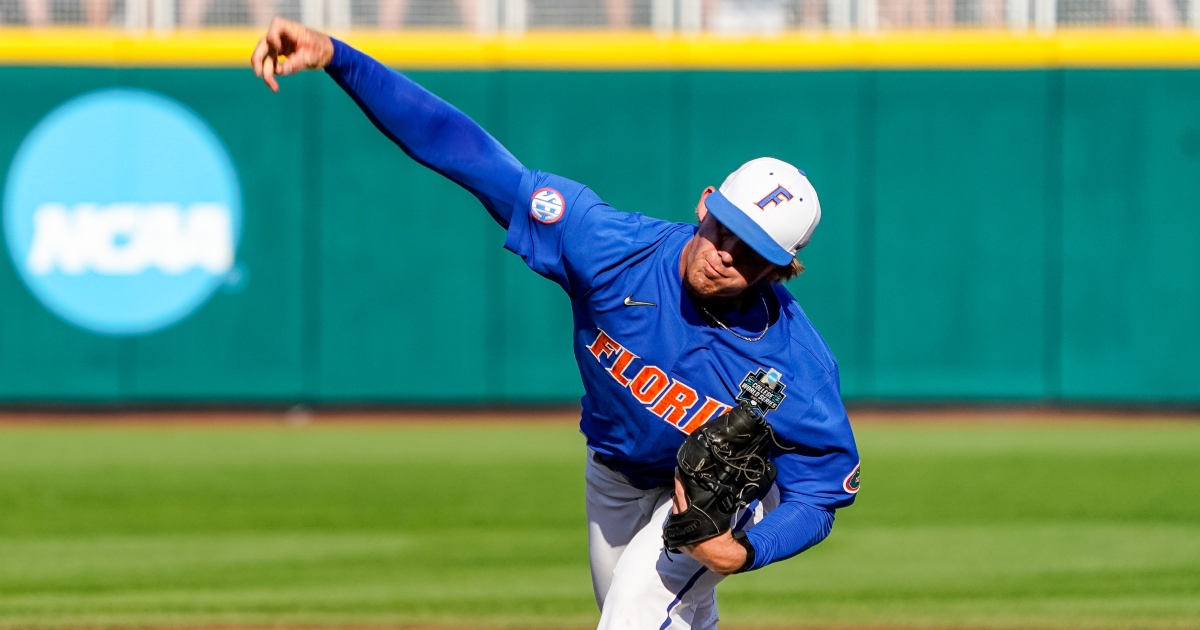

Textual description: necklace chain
[701,291,771,343]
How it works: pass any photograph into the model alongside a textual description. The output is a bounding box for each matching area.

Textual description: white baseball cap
[702,157,821,266]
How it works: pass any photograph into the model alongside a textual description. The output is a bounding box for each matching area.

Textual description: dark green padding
[0,67,1196,404]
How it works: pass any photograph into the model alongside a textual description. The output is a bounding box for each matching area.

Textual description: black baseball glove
[662,404,778,553]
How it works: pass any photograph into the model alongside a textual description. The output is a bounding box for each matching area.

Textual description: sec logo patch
[531,188,565,224]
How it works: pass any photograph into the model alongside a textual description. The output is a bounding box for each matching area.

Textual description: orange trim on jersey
[585,328,731,433]
[650,380,700,425]
[588,329,621,361]
[607,348,639,387]
[679,397,732,434]
[630,365,669,405]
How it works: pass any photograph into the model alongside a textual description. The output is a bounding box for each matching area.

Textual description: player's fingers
[279,51,312,76]
[278,55,298,76]
[265,17,287,55]
[261,56,279,92]
[278,18,305,55]
[250,39,269,77]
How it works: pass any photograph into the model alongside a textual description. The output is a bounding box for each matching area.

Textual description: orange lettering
[678,398,732,434]
[650,380,699,425]
[607,348,639,387]
[587,330,622,362]
[630,366,669,405]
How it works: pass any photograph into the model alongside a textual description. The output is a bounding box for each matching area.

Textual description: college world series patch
[736,368,786,415]
[531,188,565,224]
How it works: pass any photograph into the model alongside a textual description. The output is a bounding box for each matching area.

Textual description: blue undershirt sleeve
[744,502,834,571]
[324,38,526,228]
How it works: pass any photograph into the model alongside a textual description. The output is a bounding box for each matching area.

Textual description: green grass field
[1,416,1198,629]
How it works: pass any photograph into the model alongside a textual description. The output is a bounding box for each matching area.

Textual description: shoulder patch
[531,187,565,224]
[843,463,861,494]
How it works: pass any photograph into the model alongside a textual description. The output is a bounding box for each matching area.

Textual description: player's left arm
[730,376,858,573]
[739,490,837,570]
[674,473,835,575]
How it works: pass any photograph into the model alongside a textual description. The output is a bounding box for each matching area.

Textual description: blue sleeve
[744,502,834,571]
[503,171,677,298]
[324,38,526,228]
[771,373,860,510]
[744,371,860,569]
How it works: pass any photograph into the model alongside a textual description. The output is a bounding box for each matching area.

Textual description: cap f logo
[756,185,793,210]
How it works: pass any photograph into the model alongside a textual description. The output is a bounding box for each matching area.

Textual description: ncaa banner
[3,88,242,336]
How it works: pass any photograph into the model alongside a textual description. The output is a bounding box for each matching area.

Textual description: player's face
[681,189,777,301]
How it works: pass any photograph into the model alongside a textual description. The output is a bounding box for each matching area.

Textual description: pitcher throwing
[252,20,860,629]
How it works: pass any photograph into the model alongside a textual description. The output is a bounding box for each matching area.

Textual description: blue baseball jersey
[323,38,857,569]
[505,171,860,515]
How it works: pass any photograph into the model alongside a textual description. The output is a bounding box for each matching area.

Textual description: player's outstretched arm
[250,18,526,227]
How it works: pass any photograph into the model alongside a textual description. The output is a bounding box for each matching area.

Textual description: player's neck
[692,285,759,315]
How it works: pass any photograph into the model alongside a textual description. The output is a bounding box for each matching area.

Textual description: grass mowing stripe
[0,421,1197,628]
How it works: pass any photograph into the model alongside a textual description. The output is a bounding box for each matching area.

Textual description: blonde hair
[770,258,805,283]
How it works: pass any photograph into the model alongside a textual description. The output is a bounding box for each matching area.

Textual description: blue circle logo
[3,89,242,336]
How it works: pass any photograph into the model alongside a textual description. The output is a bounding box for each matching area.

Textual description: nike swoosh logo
[623,295,656,307]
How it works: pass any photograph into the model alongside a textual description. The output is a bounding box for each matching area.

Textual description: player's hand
[251,17,334,93]
[672,471,747,575]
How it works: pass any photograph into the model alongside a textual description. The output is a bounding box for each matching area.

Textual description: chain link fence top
[0,0,1196,39]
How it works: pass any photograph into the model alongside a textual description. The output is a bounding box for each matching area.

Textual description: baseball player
[252,19,860,629]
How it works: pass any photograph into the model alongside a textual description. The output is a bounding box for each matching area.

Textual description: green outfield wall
[1,67,1198,405]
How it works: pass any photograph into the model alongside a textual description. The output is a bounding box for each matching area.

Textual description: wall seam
[485,70,508,404]
[855,71,878,400]
[1044,69,1065,403]
[118,66,136,402]
[301,74,324,404]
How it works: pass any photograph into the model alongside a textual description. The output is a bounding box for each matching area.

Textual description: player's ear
[695,186,716,223]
